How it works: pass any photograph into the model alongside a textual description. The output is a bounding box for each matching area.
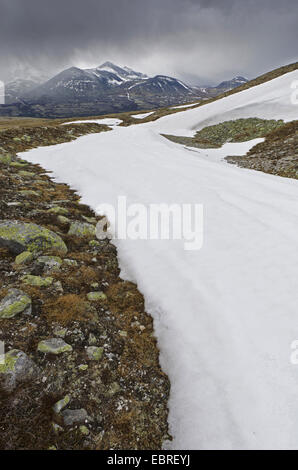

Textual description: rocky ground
[226,120,298,178]
[163,118,298,180]
[0,125,170,450]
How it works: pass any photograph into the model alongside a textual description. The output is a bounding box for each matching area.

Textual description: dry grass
[43,293,91,325]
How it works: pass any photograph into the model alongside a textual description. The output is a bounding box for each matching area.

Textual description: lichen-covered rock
[22,275,53,287]
[86,346,103,361]
[53,395,70,414]
[15,251,34,265]
[0,349,39,393]
[62,409,88,426]
[37,256,62,271]
[10,161,28,168]
[63,258,78,267]
[87,291,107,302]
[89,240,101,248]
[18,171,35,178]
[20,190,40,198]
[79,425,89,436]
[47,206,69,216]
[0,153,12,165]
[82,216,97,224]
[0,221,67,255]
[57,215,70,225]
[37,338,73,355]
[68,222,95,238]
[0,289,32,319]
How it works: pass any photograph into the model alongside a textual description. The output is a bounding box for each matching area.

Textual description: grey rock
[0,349,39,393]
[62,408,89,426]
[0,289,32,319]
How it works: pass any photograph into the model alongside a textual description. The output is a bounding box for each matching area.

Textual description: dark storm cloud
[0,0,297,84]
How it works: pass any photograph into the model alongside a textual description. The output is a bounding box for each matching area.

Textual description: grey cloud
[0,0,297,84]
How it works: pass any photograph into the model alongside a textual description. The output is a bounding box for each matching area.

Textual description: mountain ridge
[2,61,249,118]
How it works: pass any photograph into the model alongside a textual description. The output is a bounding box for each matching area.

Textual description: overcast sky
[0,0,297,85]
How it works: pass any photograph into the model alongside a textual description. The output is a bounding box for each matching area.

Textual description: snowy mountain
[92,61,148,81]
[0,62,249,118]
[216,75,249,90]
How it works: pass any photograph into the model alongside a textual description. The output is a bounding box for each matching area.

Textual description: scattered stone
[10,161,28,168]
[52,423,64,434]
[63,258,78,267]
[78,364,88,371]
[86,346,103,361]
[20,190,40,198]
[68,222,96,238]
[0,221,67,255]
[87,291,107,302]
[0,154,12,165]
[22,275,53,287]
[37,338,73,355]
[119,330,127,338]
[53,327,67,338]
[18,171,35,178]
[47,206,69,215]
[15,251,34,265]
[0,349,39,393]
[106,382,121,397]
[62,409,88,426]
[57,215,70,225]
[53,395,71,414]
[0,289,32,319]
[89,240,101,248]
[88,333,97,345]
[82,216,97,224]
[37,255,62,271]
[79,425,89,436]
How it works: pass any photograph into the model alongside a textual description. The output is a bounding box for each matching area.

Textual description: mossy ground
[226,120,298,178]
[162,118,285,149]
[0,126,170,450]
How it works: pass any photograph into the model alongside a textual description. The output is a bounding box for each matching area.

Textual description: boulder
[0,221,67,255]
